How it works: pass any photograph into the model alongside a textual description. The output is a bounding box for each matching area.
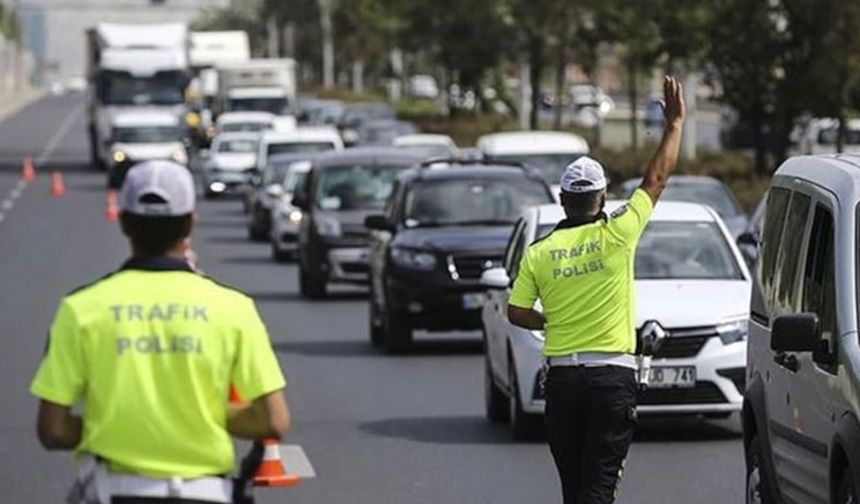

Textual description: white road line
[1,199,13,211]
[9,187,22,200]
[0,212,4,222]
[35,102,84,166]
[279,445,316,479]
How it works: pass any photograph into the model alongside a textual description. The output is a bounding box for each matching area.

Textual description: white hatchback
[481,201,752,437]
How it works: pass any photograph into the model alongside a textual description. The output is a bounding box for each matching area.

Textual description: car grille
[341,262,369,274]
[639,382,727,405]
[447,254,502,280]
[651,326,716,359]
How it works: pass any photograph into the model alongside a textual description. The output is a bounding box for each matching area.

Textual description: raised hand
[661,76,686,129]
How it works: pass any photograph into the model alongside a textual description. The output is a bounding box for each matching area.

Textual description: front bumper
[326,246,371,284]
[272,217,301,252]
[387,271,487,331]
[203,170,251,195]
[511,333,746,416]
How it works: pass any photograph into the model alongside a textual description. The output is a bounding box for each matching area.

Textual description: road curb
[0,88,47,123]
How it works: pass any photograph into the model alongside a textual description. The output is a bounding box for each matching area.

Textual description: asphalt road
[0,95,745,503]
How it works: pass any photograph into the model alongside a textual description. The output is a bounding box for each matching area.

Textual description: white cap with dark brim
[559,156,607,193]
[119,160,195,216]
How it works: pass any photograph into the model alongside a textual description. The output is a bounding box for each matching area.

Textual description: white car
[477,131,589,195]
[201,132,259,197]
[255,127,344,173]
[214,111,276,135]
[481,201,751,437]
[392,133,458,158]
[107,109,188,188]
[269,160,312,261]
[790,117,860,155]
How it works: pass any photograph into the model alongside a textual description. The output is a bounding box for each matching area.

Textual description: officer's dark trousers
[544,365,638,504]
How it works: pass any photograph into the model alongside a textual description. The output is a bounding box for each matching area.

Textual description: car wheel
[746,434,775,504]
[272,243,290,263]
[485,350,509,424]
[368,284,384,346]
[837,468,857,504]
[384,308,412,353]
[299,258,326,299]
[508,357,540,439]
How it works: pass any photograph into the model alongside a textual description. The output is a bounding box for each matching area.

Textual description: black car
[246,153,314,241]
[291,147,427,298]
[364,161,555,352]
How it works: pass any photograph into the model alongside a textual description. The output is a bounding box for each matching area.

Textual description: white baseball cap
[559,156,607,193]
[119,161,195,216]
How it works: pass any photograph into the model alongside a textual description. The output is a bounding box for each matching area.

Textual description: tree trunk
[528,36,543,130]
[319,0,335,89]
[351,60,364,95]
[553,42,566,130]
[627,58,638,150]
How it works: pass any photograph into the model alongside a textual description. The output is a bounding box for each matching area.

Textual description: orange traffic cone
[21,156,35,182]
[105,190,119,222]
[50,172,65,197]
[227,386,300,488]
[253,439,300,487]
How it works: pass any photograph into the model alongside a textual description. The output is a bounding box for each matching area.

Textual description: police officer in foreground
[30,161,290,503]
[507,76,685,504]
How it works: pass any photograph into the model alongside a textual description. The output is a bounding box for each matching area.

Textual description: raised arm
[640,76,686,204]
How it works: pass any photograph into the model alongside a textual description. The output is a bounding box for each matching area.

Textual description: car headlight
[390,247,437,270]
[717,318,749,345]
[315,216,342,237]
[288,210,303,223]
[170,147,188,164]
[112,150,127,163]
[342,129,358,142]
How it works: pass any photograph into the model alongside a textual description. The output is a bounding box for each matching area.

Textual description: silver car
[744,154,860,504]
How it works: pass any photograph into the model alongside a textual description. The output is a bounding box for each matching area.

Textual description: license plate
[462,293,485,309]
[648,366,696,389]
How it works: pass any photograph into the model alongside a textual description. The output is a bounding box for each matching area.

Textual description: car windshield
[488,154,583,185]
[99,71,185,106]
[635,221,743,280]
[221,122,269,133]
[315,164,407,211]
[282,169,308,193]
[268,142,335,156]
[113,126,183,144]
[227,97,288,115]
[404,178,551,227]
[216,139,258,153]
[656,184,742,218]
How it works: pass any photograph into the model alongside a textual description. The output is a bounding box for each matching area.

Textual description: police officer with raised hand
[507,76,685,504]
[30,160,290,504]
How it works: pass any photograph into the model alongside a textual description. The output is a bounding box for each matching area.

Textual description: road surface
[0,94,744,503]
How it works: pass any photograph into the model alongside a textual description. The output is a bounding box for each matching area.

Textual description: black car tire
[368,284,384,346]
[837,468,857,504]
[485,351,509,424]
[384,308,412,353]
[745,434,775,504]
[509,357,541,439]
[271,243,291,263]
[299,259,327,299]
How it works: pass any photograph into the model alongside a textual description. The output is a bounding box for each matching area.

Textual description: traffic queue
[185,90,757,446]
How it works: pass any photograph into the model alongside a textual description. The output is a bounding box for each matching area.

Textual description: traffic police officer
[507,76,686,504]
[30,161,290,503]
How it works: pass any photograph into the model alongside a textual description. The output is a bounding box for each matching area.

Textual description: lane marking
[279,445,316,479]
[35,102,84,166]
[0,102,81,229]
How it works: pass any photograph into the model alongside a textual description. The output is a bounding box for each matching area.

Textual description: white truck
[188,31,251,142]
[85,22,191,170]
[215,59,297,118]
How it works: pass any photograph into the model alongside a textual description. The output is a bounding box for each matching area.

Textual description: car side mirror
[480,267,510,290]
[771,313,820,352]
[266,184,284,198]
[364,214,394,232]
[291,191,309,210]
[737,231,759,248]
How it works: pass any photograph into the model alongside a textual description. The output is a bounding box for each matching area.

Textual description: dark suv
[364,161,554,352]
[291,148,426,298]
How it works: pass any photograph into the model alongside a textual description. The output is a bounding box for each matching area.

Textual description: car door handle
[774,352,799,372]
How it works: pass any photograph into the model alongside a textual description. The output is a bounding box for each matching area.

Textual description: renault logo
[640,320,667,341]
[639,320,668,355]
